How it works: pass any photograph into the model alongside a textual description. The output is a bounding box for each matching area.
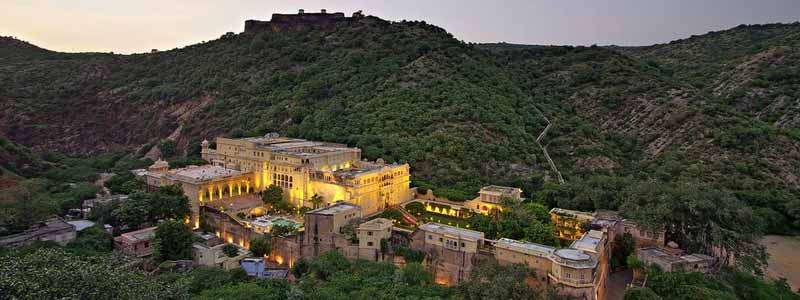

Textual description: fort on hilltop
[244,9,365,33]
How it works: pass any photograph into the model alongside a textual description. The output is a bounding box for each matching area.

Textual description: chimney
[298,9,305,14]
[321,9,327,14]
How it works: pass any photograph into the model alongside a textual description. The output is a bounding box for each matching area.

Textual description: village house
[0,217,76,248]
[113,226,157,257]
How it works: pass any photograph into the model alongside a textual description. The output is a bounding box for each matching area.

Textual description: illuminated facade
[464,185,523,215]
[140,161,255,228]
[202,135,412,216]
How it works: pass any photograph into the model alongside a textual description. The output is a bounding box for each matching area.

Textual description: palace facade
[201,135,412,216]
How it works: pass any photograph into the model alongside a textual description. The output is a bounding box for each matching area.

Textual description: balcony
[548,273,595,288]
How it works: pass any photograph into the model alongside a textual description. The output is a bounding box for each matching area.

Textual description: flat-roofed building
[549,248,599,300]
[570,230,609,300]
[357,218,392,261]
[114,226,157,257]
[494,238,555,282]
[0,217,76,248]
[137,162,255,229]
[202,135,413,216]
[637,247,715,273]
[412,223,485,286]
[466,185,524,214]
[192,233,249,270]
[623,220,665,248]
[302,202,361,259]
[550,208,595,240]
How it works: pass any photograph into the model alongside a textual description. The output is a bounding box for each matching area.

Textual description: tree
[621,181,768,273]
[309,250,350,281]
[68,224,113,254]
[612,233,636,269]
[222,243,239,257]
[309,193,324,209]
[458,258,539,300]
[159,139,177,158]
[627,255,644,280]
[340,218,361,243]
[249,236,272,257]
[270,224,295,237]
[405,201,425,216]
[262,185,283,207]
[523,202,551,223]
[112,191,151,229]
[0,248,187,300]
[522,222,557,246]
[399,262,432,285]
[0,179,57,233]
[624,288,662,300]
[151,185,191,221]
[153,219,194,261]
[291,258,310,278]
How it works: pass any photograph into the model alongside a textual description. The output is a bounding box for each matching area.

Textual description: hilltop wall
[245,10,361,33]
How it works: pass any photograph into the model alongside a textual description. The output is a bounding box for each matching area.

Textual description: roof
[571,230,604,253]
[681,254,714,263]
[550,208,595,221]
[551,248,598,269]
[495,238,556,257]
[418,223,484,241]
[168,165,246,182]
[226,136,357,159]
[116,227,156,244]
[307,202,360,216]
[67,220,95,231]
[638,247,684,264]
[0,217,75,247]
[358,218,393,230]
[479,185,522,194]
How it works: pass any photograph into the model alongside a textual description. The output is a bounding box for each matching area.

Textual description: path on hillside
[534,109,565,184]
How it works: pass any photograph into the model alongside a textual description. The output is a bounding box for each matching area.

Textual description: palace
[201,134,412,215]
[138,134,412,227]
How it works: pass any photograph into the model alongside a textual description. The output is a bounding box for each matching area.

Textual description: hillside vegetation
[1,15,800,257]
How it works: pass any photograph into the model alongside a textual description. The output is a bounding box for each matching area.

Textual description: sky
[2,0,799,54]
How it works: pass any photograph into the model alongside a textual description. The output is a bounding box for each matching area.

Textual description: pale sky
[2,0,799,54]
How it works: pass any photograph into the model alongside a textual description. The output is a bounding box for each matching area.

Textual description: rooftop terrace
[496,238,556,257]
[168,165,246,182]
[307,202,360,216]
[419,222,484,241]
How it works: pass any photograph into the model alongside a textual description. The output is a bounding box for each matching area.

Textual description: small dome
[201,139,209,147]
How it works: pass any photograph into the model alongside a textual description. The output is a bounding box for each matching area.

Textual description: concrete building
[550,208,595,240]
[495,230,609,300]
[412,223,485,286]
[241,258,290,279]
[637,247,715,273]
[302,202,361,259]
[0,217,76,248]
[622,220,665,248]
[113,226,157,257]
[494,238,555,282]
[192,233,250,270]
[357,218,392,261]
[202,135,412,216]
[138,162,253,228]
[549,248,599,300]
[465,185,523,214]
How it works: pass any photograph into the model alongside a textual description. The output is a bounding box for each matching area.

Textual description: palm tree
[310,194,324,209]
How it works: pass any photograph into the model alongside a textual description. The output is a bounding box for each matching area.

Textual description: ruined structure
[244,9,363,33]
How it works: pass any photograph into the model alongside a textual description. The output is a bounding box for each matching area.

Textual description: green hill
[1,15,798,219]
